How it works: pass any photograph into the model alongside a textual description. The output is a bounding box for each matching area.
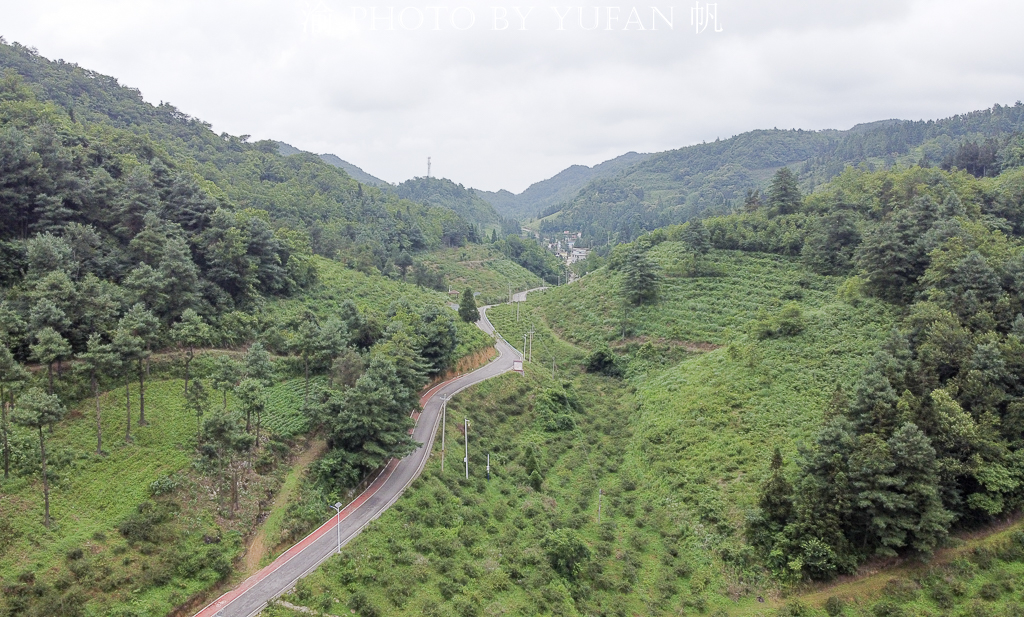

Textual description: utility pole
[440,395,446,473]
[464,419,469,479]
[528,326,534,363]
[427,156,431,178]
[516,301,519,322]
[486,453,490,480]
[523,335,528,361]
[330,502,343,553]
[552,357,556,378]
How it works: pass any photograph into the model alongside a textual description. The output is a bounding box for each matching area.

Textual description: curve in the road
[194,305,522,617]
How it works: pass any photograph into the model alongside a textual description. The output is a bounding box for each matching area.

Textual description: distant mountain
[539,103,1024,244]
[276,142,389,186]
[392,177,505,231]
[478,151,651,220]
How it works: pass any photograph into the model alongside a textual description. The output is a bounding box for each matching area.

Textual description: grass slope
[491,245,898,611]
[267,256,493,358]
[419,245,545,305]
[0,375,306,616]
[273,368,695,616]
[270,245,901,616]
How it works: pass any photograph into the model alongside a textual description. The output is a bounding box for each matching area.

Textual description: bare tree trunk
[184,349,192,396]
[231,459,239,513]
[94,377,102,455]
[47,364,54,395]
[125,376,132,443]
[138,358,146,426]
[39,426,50,528]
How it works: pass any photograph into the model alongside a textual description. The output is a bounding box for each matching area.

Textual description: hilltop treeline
[541,104,1024,247]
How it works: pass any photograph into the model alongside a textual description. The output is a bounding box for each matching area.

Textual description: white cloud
[1,0,1022,191]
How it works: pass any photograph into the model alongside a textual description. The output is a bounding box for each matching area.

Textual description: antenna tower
[427,156,431,178]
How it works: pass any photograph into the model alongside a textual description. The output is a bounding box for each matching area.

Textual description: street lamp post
[330,502,343,554]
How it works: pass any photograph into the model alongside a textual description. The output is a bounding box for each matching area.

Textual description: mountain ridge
[275,141,389,186]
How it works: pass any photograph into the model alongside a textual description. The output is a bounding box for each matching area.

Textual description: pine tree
[294,314,342,409]
[185,378,210,444]
[458,288,479,323]
[0,345,29,479]
[235,378,266,439]
[768,167,802,215]
[76,333,120,455]
[111,326,143,442]
[786,416,857,580]
[171,308,211,396]
[759,448,794,532]
[418,305,457,374]
[681,219,712,256]
[320,355,418,474]
[124,263,167,314]
[157,234,201,320]
[244,341,275,387]
[12,387,67,527]
[395,250,413,279]
[30,326,71,395]
[201,410,254,513]
[119,304,160,426]
[211,355,242,411]
[622,246,659,305]
[853,423,952,555]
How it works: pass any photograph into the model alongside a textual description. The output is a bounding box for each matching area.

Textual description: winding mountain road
[194,301,527,617]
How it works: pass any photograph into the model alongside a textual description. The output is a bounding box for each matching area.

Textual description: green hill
[269,246,896,616]
[540,104,1024,245]
[0,39,501,616]
[478,150,652,221]
[275,141,389,187]
[275,157,1024,616]
[391,176,511,234]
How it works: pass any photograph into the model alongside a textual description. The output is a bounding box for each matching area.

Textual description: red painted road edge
[192,374,464,617]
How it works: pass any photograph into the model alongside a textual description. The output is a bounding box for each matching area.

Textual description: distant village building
[568,248,588,264]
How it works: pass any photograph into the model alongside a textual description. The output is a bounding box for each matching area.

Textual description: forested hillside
[275,141,388,187]
[478,150,651,220]
[391,176,516,237]
[0,38,518,616]
[540,104,1024,247]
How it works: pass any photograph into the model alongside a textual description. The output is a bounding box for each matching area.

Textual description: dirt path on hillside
[243,439,327,574]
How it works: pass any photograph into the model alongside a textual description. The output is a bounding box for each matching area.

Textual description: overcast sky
[1,0,1022,192]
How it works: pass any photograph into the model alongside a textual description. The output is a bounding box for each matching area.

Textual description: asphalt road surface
[195,304,521,617]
